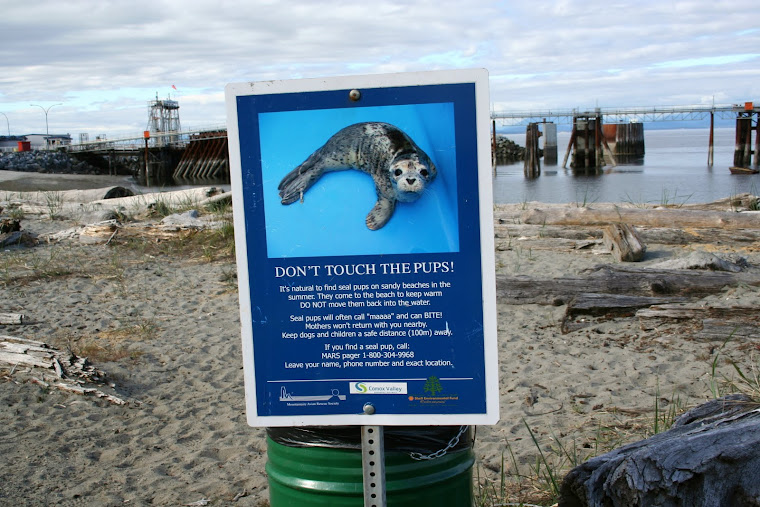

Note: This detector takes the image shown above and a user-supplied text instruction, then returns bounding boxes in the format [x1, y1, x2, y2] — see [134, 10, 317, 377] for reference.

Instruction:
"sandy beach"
[2, 187, 759, 505]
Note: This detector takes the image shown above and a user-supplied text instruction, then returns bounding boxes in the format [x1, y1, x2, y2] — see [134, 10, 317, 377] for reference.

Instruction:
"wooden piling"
[755, 113, 760, 168]
[562, 126, 576, 169]
[734, 114, 753, 168]
[173, 131, 229, 182]
[491, 120, 497, 169]
[708, 112, 714, 168]
[524, 123, 541, 178]
[569, 115, 605, 170]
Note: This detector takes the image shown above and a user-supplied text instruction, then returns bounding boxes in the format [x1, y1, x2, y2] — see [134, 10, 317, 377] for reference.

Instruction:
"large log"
[496, 266, 760, 305]
[494, 205, 760, 230]
[637, 304, 760, 340]
[561, 294, 690, 333]
[559, 394, 760, 507]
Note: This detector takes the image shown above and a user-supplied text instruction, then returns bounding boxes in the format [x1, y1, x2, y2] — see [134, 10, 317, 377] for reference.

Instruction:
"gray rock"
[559, 394, 760, 507]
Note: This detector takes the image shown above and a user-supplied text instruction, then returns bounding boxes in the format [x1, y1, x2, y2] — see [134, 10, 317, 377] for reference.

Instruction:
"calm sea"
[493, 127, 757, 205]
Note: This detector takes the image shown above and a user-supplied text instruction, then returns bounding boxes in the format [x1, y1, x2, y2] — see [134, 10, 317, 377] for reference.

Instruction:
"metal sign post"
[361, 425, 386, 507]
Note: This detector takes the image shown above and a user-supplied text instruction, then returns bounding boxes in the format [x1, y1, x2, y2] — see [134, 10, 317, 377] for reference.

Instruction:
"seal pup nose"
[406, 178, 416, 185]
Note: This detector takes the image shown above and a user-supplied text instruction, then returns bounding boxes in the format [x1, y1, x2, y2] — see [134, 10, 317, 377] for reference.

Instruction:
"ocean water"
[493, 128, 758, 205]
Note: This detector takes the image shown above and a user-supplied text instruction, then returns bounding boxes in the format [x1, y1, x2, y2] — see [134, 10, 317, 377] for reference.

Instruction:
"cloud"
[1, 0, 758, 137]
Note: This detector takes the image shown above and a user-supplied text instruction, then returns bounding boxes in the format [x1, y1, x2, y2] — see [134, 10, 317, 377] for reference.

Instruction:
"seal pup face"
[388, 154, 437, 203]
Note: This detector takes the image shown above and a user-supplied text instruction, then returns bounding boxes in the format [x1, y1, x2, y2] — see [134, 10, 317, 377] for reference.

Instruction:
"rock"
[493, 135, 527, 164]
[160, 210, 204, 228]
[0, 151, 100, 174]
[103, 186, 134, 199]
[558, 394, 760, 507]
[650, 250, 748, 272]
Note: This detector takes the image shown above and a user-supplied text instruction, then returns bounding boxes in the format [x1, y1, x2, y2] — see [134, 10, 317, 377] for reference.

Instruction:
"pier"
[493, 103, 759, 172]
[52, 102, 759, 184]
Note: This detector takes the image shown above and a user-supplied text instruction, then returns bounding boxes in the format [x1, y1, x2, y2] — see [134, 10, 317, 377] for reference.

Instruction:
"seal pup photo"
[278, 122, 437, 230]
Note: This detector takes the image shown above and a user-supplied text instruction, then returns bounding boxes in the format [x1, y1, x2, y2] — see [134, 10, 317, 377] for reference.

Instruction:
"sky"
[1, 0, 758, 140]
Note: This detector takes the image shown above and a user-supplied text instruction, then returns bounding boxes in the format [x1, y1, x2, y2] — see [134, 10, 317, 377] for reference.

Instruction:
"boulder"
[559, 394, 760, 506]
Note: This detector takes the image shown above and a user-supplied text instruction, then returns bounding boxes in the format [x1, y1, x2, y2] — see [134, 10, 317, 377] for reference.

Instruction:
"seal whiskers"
[277, 122, 436, 230]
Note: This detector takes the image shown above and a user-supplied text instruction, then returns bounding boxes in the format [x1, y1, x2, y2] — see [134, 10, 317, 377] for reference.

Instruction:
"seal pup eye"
[420, 169, 429, 177]
[394, 168, 403, 176]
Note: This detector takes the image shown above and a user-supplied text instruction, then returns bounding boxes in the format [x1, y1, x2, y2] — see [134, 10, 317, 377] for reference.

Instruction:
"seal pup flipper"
[366, 196, 396, 231]
[278, 154, 326, 205]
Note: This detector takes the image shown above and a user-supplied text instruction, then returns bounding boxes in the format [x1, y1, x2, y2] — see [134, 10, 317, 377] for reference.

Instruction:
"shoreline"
[1, 188, 759, 505]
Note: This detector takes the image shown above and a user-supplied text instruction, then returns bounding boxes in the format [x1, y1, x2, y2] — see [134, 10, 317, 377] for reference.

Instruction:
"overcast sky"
[1, 0, 758, 139]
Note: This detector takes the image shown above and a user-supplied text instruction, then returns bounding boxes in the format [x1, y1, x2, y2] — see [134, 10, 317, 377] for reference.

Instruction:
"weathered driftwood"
[497, 237, 600, 252]
[0, 313, 24, 325]
[0, 335, 126, 405]
[603, 224, 646, 262]
[496, 266, 760, 306]
[561, 294, 690, 333]
[637, 304, 760, 340]
[638, 226, 760, 245]
[559, 394, 760, 507]
[649, 250, 747, 272]
[494, 223, 603, 241]
[495, 222, 760, 248]
[505, 206, 760, 230]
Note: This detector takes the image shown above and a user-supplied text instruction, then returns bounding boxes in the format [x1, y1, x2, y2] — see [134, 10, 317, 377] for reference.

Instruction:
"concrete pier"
[541, 121, 558, 165]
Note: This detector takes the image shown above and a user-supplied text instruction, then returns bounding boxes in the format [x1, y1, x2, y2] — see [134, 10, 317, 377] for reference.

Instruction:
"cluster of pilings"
[136, 146, 183, 186]
[732, 108, 759, 169]
[173, 131, 229, 182]
[563, 115, 609, 170]
[603, 123, 645, 163]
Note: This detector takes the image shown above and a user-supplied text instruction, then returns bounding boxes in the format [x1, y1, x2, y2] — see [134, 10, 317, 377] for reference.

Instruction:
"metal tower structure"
[147, 94, 181, 146]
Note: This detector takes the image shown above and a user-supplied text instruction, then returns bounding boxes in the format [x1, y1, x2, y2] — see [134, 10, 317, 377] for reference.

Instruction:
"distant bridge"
[491, 103, 759, 126]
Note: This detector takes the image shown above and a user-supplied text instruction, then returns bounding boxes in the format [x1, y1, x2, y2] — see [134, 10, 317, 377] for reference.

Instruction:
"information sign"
[226, 69, 498, 426]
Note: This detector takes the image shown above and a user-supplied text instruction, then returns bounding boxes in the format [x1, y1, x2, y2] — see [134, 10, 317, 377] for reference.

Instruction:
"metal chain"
[408, 425, 469, 461]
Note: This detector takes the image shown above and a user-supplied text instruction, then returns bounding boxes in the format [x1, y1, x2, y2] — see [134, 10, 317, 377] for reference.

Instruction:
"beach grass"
[475, 344, 759, 506]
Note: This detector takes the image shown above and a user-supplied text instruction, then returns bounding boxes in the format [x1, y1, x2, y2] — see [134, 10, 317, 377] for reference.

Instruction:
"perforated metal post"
[361, 425, 386, 507]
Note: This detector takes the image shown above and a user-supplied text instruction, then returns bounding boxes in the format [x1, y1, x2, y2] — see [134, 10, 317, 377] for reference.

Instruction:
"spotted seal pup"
[278, 122, 437, 230]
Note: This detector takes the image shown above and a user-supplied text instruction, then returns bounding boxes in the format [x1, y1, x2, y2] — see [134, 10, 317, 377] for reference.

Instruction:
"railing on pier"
[66, 125, 227, 153]
[491, 104, 760, 126]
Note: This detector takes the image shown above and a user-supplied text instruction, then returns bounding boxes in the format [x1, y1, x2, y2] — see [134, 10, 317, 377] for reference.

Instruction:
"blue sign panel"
[226, 70, 498, 426]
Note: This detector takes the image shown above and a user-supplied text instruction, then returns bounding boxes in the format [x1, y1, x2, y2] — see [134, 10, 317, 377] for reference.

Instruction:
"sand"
[1, 188, 759, 506]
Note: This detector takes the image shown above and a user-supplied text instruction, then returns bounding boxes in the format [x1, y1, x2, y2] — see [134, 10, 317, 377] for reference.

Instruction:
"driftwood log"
[496, 266, 760, 306]
[0, 313, 24, 325]
[603, 224, 646, 262]
[511, 206, 760, 230]
[637, 304, 760, 340]
[559, 394, 760, 507]
[0, 335, 126, 405]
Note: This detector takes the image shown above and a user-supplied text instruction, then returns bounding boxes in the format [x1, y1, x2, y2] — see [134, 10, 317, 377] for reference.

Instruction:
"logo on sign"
[350, 382, 407, 394]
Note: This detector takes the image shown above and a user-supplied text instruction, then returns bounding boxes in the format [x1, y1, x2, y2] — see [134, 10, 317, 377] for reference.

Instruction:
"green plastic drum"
[266, 436, 474, 506]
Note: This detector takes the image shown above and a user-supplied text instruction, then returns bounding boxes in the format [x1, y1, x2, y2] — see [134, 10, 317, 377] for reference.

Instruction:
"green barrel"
[266, 436, 474, 506]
